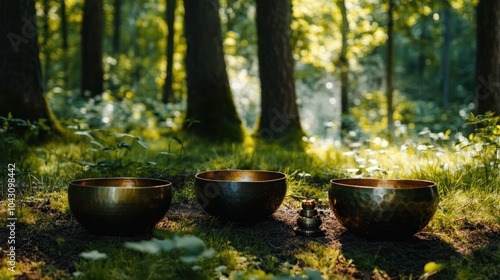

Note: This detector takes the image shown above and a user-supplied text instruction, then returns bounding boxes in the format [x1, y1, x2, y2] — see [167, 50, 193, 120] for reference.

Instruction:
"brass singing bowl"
[68, 178, 172, 236]
[195, 170, 287, 224]
[329, 178, 439, 240]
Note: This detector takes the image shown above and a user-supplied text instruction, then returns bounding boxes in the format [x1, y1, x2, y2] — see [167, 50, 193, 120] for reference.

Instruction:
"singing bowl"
[194, 170, 287, 223]
[329, 178, 439, 240]
[68, 178, 172, 236]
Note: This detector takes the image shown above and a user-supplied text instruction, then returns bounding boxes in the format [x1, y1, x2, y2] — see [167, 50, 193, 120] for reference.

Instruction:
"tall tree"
[162, 0, 176, 103]
[476, 0, 500, 116]
[60, 0, 68, 51]
[42, 0, 50, 89]
[112, 0, 122, 54]
[338, 0, 350, 124]
[183, 0, 243, 141]
[442, 1, 451, 108]
[81, 0, 104, 97]
[417, 12, 428, 84]
[255, 0, 303, 141]
[60, 0, 69, 87]
[386, 0, 395, 138]
[0, 0, 60, 132]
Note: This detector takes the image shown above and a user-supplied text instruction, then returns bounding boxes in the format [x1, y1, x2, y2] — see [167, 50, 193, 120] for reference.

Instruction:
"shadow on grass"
[5, 212, 152, 279]
[338, 230, 460, 278]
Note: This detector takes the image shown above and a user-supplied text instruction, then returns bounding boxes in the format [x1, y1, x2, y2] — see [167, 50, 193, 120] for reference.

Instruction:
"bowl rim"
[330, 178, 436, 189]
[195, 169, 287, 182]
[69, 177, 172, 189]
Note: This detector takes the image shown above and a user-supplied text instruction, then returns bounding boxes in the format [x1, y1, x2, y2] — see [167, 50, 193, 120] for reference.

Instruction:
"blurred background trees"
[0, 0, 60, 134]
[475, 0, 500, 117]
[81, 0, 104, 98]
[1, 0, 495, 143]
[183, 0, 243, 142]
[255, 0, 303, 141]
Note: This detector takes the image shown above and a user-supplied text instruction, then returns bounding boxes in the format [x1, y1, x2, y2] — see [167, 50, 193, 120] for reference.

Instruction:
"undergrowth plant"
[71, 129, 150, 169]
[458, 112, 500, 183]
[69, 128, 184, 178]
[74, 230, 325, 280]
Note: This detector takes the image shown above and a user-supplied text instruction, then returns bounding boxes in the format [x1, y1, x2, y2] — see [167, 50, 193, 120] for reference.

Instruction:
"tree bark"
[476, 0, 500, 116]
[442, 4, 451, 108]
[183, 0, 243, 141]
[81, 0, 104, 97]
[418, 14, 427, 82]
[162, 0, 176, 104]
[42, 0, 50, 89]
[0, 0, 60, 133]
[60, 0, 68, 87]
[386, 0, 395, 138]
[112, 0, 122, 54]
[339, 0, 349, 117]
[255, 0, 303, 142]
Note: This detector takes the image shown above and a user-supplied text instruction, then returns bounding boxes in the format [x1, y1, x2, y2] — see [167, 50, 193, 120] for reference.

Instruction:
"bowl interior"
[70, 177, 171, 188]
[331, 178, 436, 189]
[196, 170, 286, 182]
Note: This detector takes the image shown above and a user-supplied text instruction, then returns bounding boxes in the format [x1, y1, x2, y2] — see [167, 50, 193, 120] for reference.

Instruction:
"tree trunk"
[81, 0, 103, 97]
[476, 0, 500, 116]
[255, 0, 303, 142]
[60, 0, 68, 87]
[0, 0, 60, 133]
[162, 0, 176, 104]
[338, 0, 350, 137]
[386, 0, 395, 138]
[442, 4, 451, 108]
[183, 0, 243, 142]
[130, 2, 141, 91]
[112, 0, 122, 54]
[339, 0, 349, 116]
[418, 14, 427, 82]
[42, 0, 50, 89]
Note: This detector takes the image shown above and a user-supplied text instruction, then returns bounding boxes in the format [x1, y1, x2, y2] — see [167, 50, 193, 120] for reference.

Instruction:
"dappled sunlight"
[1, 0, 498, 278]
[1, 120, 499, 279]
[302, 126, 498, 186]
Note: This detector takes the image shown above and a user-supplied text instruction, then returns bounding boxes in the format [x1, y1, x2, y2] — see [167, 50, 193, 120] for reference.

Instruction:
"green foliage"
[451, 244, 500, 280]
[70, 129, 150, 172]
[458, 112, 500, 183]
[67, 128, 185, 179]
[73, 231, 328, 280]
[49, 91, 184, 135]
[350, 90, 418, 139]
[0, 114, 52, 140]
[295, 242, 353, 279]
[2, 2, 496, 278]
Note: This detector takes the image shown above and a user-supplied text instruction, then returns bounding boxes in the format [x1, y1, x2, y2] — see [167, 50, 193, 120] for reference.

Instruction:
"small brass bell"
[294, 199, 325, 237]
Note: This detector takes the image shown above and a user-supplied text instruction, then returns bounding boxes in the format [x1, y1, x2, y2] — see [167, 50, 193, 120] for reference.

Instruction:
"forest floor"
[2, 189, 499, 280]
[1, 131, 500, 279]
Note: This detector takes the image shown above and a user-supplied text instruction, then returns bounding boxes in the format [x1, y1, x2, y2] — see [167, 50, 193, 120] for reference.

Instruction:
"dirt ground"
[1, 198, 499, 279]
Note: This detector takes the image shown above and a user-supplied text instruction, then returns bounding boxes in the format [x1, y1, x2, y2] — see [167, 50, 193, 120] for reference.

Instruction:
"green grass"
[1, 126, 499, 279]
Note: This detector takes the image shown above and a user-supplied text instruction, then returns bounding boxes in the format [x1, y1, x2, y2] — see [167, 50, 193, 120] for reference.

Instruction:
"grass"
[0, 124, 499, 279]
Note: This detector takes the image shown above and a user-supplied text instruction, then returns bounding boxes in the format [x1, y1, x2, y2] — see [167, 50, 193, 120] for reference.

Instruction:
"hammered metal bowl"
[68, 178, 172, 236]
[329, 178, 439, 240]
[195, 170, 287, 224]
